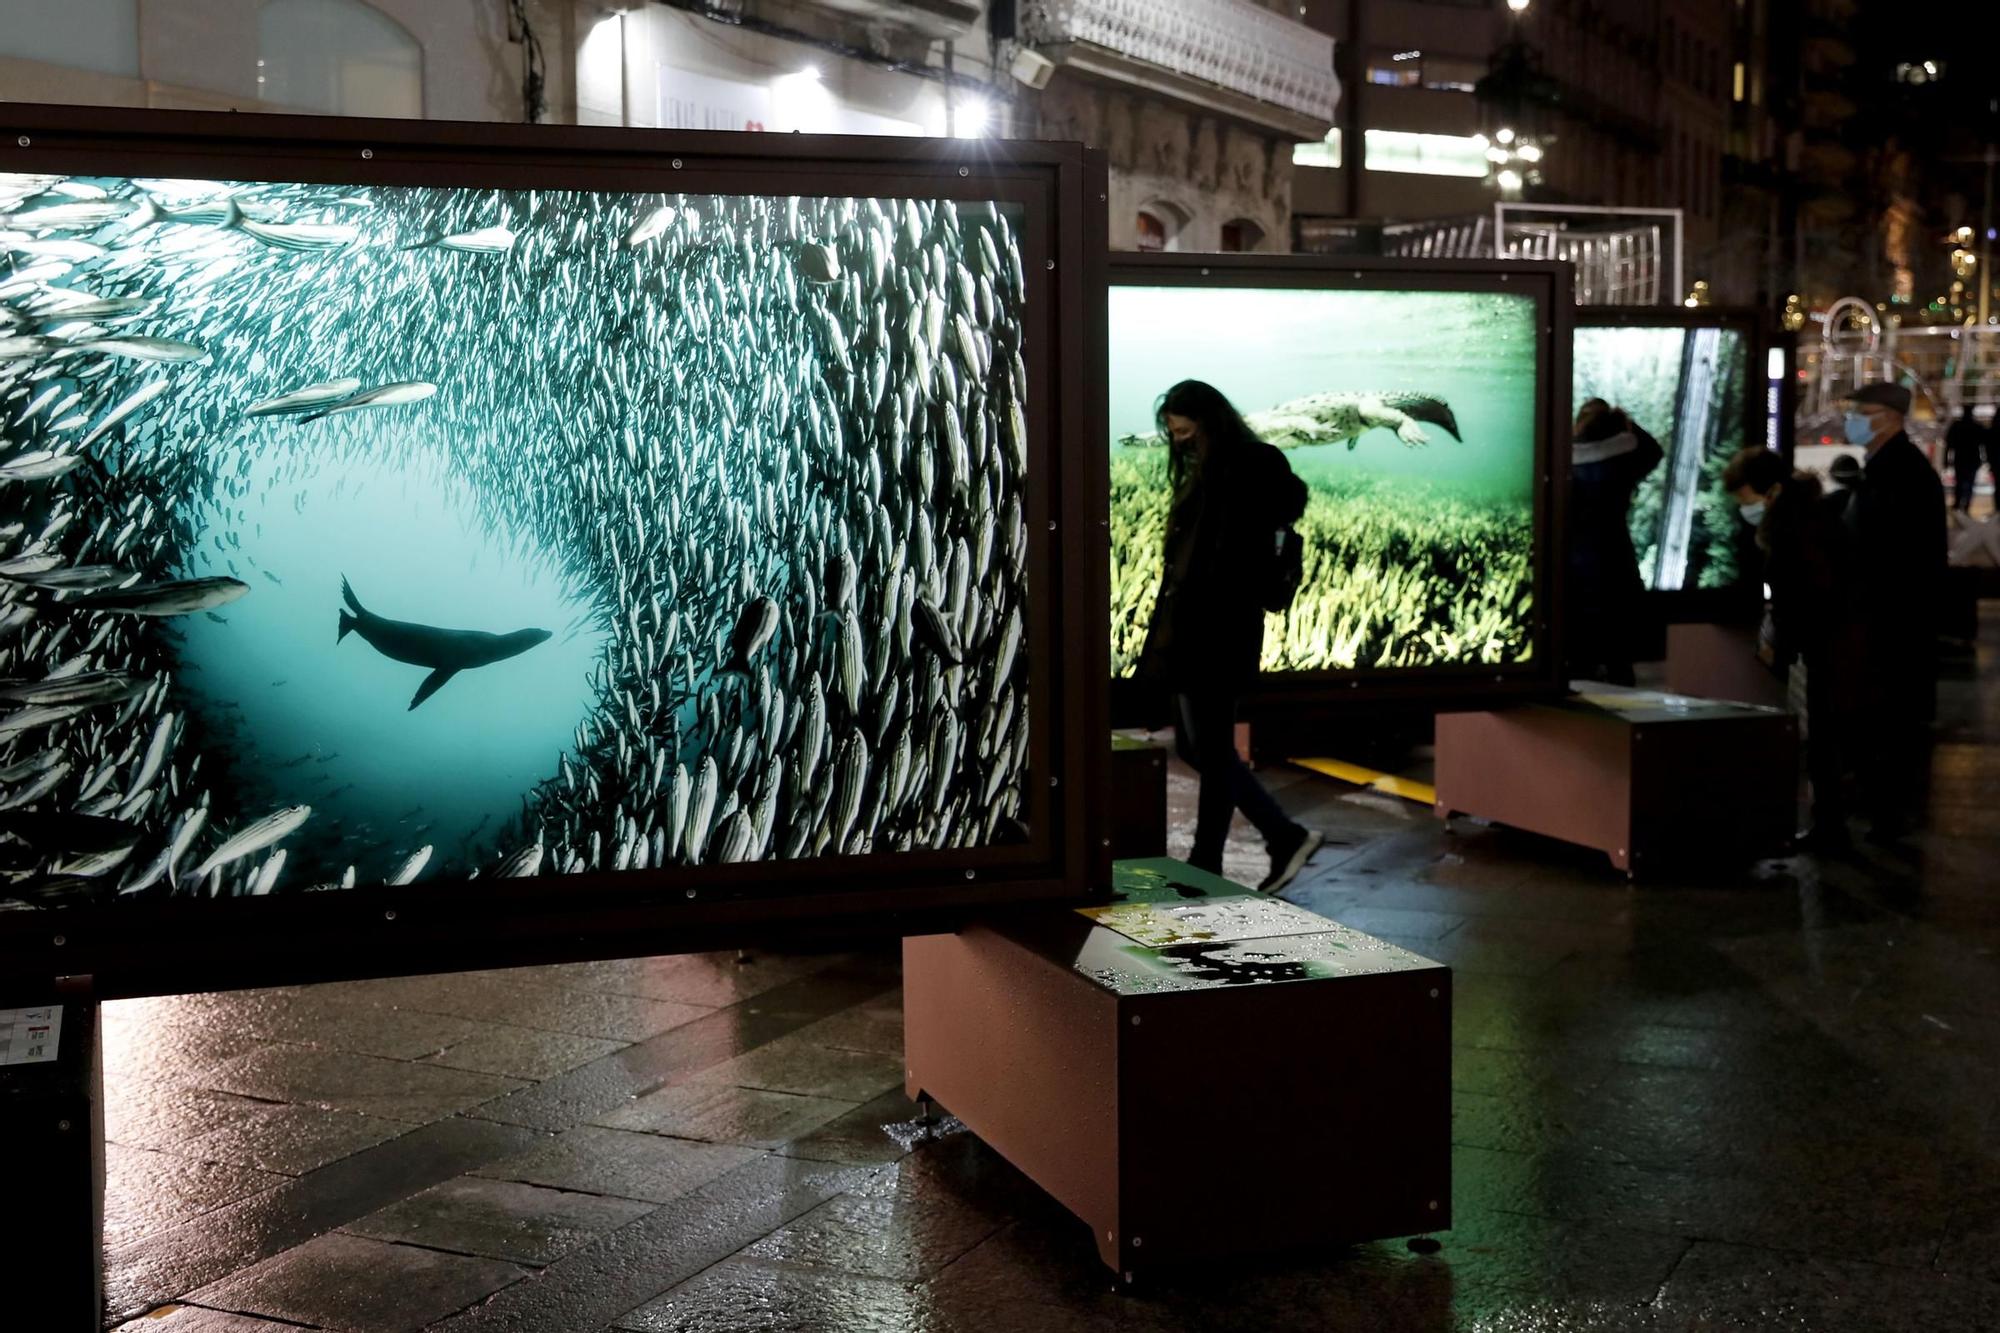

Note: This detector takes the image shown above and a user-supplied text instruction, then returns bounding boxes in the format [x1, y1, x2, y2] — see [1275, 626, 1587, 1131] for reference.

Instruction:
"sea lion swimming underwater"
[336, 577, 551, 710]
[1119, 391, 1462, 451]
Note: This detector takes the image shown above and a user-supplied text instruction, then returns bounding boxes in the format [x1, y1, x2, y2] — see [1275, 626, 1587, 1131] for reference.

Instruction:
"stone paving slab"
[188, 1231, 526, 1333]
[698, 1034, 904, 1102]
[611, 1258, 930, 1333]
[418, 1021, 631, 1081]
[742, 1186, 1006, 1282]
[200, 1044, 527, 1122]
[103, 1146, 289, 1247]
[593, 1076, 859, 1149]
[106, 1117, 544, 1324]
[347, 972, 716, 1043]
[428, 1155, 883, 1333]
[472, 1124, 762, 1204]
[112, 1306, 302, 1332]
[342, 1175, 656, 1266]
[464, 955, 901, 1133]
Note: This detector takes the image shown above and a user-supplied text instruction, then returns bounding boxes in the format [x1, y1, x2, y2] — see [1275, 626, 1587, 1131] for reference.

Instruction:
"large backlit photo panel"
[0, 170, 1034, 907]
[1109, 283, 1543, 678]
[1572, 322, 1752, 592]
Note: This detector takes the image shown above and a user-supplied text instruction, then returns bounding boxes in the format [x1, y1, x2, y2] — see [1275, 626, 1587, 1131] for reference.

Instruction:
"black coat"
[1946, 414, 1988, 467]
[1844, 432, 1946, 716]
[1567, 427, 1664, 609]
[1138, 437, 1307, 692]
[1755, 474, 1839, 665]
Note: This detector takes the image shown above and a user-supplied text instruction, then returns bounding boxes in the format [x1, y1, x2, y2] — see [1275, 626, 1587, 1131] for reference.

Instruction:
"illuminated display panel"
[0, 106, 1106, 995]
[1573, 312, 1768, 593]
[1107, 256, 1568, 707]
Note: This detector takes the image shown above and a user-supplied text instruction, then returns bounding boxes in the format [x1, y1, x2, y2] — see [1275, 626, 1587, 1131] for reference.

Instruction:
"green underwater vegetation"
[1109, 447, 1534, 675]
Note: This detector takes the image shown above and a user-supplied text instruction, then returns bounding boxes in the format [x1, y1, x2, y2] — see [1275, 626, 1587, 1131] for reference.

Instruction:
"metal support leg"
[0, 976, 102, 1332]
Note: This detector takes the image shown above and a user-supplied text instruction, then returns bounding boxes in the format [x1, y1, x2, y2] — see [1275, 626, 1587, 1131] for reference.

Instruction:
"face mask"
[1739, 500, 1766, 524]
[1844, 412, 1876, 445]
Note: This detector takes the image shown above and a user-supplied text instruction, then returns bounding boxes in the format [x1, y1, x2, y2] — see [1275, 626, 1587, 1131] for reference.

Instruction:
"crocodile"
[1118, 391, 1462, 451]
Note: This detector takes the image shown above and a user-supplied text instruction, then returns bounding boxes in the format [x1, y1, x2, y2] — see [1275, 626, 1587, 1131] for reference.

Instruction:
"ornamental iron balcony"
[1022, 0, 1338, 130]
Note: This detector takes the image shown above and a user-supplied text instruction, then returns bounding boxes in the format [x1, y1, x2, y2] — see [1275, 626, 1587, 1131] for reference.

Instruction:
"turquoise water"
[1108, 285, 1540, 498]
[0, 174, 1032, 903]
[176, 443, 605, 879]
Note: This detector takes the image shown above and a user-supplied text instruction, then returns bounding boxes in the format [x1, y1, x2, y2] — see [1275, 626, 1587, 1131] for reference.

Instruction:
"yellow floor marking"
[1291, 756, 1437, 807]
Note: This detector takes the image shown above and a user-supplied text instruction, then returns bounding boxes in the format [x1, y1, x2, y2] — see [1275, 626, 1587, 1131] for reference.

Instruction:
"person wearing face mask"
[1566, 399, 1664, 685]
[1723, 446, 1853, 845]
[1136, 379, 1323, 893]
[1837, 382, 1947, 841]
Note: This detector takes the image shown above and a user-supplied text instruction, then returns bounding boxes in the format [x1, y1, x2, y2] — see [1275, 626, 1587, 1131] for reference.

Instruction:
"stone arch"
[1220, 218, 1268, 253]
[1135, 197, 1193, 253]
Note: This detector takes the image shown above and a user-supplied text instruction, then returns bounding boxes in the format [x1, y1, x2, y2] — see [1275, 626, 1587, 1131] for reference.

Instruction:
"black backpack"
[1264, 526, 1304, 614]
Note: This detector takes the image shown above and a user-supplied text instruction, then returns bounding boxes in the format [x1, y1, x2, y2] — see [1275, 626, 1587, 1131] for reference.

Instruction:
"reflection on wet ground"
[107, 616, 2000, 1331]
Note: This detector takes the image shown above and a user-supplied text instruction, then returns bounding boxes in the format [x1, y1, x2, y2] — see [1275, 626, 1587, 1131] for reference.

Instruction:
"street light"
[1507, 0, 1531, 12]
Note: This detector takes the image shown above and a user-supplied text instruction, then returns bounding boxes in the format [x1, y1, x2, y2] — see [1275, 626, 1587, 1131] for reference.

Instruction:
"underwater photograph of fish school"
[0, 172, 1036, 908]
[1573, 321, 1753, 593]
[1108, 281, 1543, 678]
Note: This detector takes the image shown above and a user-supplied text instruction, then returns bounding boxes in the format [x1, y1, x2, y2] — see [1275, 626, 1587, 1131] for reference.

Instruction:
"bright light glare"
[1496, 168, 1524, 191]
[954, 96, 990, 139]
[1518, 142, 1544, 162]
[1507, 0, 1530, 11]
[1496, 127, 1516, 145]
[770, 69, 835, 133]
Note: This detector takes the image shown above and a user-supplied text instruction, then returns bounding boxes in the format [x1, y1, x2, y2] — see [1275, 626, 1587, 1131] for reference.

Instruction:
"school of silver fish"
[0, 169, 1034, 905]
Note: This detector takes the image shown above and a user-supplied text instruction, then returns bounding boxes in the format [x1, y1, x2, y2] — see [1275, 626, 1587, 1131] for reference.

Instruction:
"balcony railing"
[1022, 0, 1338, 126]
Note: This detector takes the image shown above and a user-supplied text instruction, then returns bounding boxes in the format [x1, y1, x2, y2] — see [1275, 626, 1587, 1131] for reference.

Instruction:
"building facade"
[1009, 0, 1338, 253]
[1, 0, 1339, 255]
[0, 0, 570, 124]
[1291, 0, 1739, 302]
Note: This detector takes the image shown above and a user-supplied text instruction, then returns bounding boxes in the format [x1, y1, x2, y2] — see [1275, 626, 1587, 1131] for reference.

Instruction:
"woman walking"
[1137, 380, 1323, 892]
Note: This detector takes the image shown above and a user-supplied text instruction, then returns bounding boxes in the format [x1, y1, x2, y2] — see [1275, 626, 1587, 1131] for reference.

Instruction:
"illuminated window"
[1363, 130, 1489, 178]
[1136, 211, 1167, 252]
[1733, 61, 1745, 101]
[258, 0, 422, 119]
[1292, 129, 1344, 169]
[0, 0, 138, 76]
[1365, 49, 1481, 93]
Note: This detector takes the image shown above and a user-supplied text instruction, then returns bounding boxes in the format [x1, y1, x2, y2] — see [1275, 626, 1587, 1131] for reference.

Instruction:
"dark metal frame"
[1574, 304, 1787, 624]
[1104, 252, 1574, 716]
[0, 103, 1111, 999]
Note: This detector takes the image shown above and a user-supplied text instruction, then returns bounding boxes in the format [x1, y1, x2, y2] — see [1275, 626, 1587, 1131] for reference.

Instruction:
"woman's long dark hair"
[1157, 380, 1260, 488]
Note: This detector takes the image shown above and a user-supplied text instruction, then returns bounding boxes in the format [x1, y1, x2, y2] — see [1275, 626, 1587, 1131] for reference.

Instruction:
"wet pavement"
[105, 615, 2000, 1331]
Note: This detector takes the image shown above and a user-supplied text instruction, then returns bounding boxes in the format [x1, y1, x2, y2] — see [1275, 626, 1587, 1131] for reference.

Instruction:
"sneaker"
[1791, 821, 1852, 855]
[1258, 827, 1324, 895]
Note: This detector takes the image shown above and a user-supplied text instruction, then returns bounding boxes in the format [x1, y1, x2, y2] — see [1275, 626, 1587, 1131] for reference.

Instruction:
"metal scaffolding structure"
[1375, 204, 1684, 306]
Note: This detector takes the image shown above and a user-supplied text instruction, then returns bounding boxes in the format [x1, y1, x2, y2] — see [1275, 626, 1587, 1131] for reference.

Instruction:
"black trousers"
[1953, 451, 1981, 511]
[1172, 688, 1295, 871]
[1803, 653, 1849, 826]
[1806, 650, 1933, 828]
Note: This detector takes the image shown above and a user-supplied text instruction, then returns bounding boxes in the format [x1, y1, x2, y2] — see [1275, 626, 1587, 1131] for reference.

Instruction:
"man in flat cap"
[1826, 381, 1946, 842]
